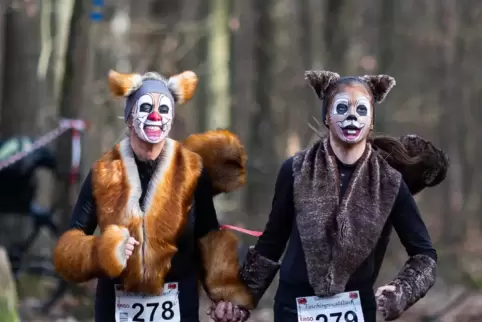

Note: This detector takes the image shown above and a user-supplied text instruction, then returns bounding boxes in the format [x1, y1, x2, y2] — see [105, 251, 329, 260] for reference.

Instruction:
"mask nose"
[147, 112, 162, 122]
[346, 114, 357, 121]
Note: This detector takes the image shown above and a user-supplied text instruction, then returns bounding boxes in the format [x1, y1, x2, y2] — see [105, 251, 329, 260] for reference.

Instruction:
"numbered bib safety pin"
[115, 283, 181, 322]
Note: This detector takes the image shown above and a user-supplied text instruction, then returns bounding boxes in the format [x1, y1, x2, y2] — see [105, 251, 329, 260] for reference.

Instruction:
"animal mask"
[305, 70, 396, 145]
[108, 70, 198, 144]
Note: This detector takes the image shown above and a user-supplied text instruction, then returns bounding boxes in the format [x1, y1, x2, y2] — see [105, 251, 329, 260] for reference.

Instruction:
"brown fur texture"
[305, 70, 341, 100]
[360, 75, 396, 103]
[182, 129, 247, 195]
[379, 254, 437, 321]
[371, 134, 448, 195]
[239, 246, 280, 308]
[91, 138, 202, 294]
[292, 138, 401, 296]
[167, 71, 199, 104]
[108, 70, 142, 97]
[55, 132, 248, 299]
[96, 225, 130, 277]
[53, 229, 100, 283]
[54, 224, 128, 283]
[199, 230, 254, 309]
[399, 134, 449, 193]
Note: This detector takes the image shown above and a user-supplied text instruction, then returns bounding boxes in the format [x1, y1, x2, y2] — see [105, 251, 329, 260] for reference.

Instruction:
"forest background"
[0, 0, 481, 321]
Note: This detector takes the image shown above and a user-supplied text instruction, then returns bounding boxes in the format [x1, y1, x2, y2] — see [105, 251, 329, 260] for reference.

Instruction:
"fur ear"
[168, 71, 199, 105]
[304, 70, 340, 100]
[361, 75, 396, 103]
[108, 70, 142, 97]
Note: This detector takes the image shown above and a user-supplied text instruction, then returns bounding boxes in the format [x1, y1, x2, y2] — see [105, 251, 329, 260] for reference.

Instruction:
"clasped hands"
[123, 238, 251, 321]
[207, 301, 250, 322]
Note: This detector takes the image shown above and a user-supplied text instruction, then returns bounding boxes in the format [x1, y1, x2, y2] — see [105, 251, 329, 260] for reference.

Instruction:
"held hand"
[124, 237, 139, 259]
[375, 284, 405, 321]
[207, 301, 250, 322]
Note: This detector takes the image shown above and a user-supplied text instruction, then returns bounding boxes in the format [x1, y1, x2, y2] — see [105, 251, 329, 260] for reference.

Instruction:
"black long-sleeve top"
[255, 157, 437, 320]
[70, 156, 219, 322]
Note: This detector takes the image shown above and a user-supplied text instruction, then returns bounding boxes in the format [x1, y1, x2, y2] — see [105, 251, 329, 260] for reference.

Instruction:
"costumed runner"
[228, 70, 449, 322]
[53, 69, 254, 322]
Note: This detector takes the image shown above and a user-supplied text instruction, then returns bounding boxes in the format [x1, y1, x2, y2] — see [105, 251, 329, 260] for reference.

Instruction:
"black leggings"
[273, 301, 376, 322]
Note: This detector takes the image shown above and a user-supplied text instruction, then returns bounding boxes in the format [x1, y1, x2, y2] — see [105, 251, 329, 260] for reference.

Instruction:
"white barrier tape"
[71, 130, 82, 169]
[0, 119, 88, 171]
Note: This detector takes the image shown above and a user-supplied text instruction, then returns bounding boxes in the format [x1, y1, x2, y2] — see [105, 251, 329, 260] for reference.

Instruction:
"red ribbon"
[220, 224, 263, 237]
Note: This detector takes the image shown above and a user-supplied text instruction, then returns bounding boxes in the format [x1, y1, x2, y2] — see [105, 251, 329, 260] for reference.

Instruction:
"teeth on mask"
[347, 130, 357, 134]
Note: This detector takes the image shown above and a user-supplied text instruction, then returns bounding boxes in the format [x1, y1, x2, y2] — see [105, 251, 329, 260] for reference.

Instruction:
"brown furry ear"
[361, 74, 396, 103]
[168, 71, 199, 105]
[304, 70, 340, 100]
[108, 70, 143, 97]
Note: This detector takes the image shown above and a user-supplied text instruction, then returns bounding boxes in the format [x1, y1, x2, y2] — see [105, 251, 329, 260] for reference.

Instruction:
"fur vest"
[53, 130, 253, 308]
[292, 138, 402, 297]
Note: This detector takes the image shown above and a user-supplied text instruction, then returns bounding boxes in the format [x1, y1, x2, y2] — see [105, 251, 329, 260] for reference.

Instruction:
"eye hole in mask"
[335, 103, 348, 114]
[140, 103, 152, 113]
[357, 105, 368, 116]
[159, 104, 170, 114]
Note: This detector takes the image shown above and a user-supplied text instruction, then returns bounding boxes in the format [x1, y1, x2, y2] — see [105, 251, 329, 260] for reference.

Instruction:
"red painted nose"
[147, 112, 162, 122]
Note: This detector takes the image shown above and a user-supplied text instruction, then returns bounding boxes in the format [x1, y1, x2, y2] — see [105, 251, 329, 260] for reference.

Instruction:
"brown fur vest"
[92, 137, 200, 294]
[53, 130, 253, 307]
[292, 138, 401, 297]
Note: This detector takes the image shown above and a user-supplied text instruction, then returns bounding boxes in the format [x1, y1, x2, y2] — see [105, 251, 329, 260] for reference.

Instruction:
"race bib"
[115, 282, 180, 322]
[296, 291, 364, 322]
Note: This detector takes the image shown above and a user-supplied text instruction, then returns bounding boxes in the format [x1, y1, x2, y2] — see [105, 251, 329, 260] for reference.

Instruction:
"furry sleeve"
[239, 247, 280, 308]
[53, 225, 130, 283]
[379, 254, 437, 321]
[182, 129, 247, 195]
[198, 230, 254, 309]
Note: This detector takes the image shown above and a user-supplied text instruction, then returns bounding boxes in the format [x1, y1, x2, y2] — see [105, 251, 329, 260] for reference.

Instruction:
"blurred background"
[0, 0, 480, 321]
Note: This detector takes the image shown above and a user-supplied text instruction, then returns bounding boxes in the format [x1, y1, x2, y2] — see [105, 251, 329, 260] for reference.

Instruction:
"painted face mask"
[131, 92, 174, 143]
[328, 85, 373, 144]
[304, 70, 396, 142]
[107, 69, 199, 144]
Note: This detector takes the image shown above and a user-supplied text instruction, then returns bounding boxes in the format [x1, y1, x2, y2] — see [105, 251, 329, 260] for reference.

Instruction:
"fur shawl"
[292, 138, 401, 296]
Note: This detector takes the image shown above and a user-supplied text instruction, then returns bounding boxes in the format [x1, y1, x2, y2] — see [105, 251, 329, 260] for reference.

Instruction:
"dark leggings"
[273, 301, 376, 322]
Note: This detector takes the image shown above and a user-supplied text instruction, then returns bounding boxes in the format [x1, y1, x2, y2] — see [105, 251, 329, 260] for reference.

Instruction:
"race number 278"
[130, 300, 175, 322]
[315, 310, 358, 322]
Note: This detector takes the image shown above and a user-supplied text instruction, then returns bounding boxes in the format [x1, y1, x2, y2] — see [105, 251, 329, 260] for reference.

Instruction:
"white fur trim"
[118, 138, 175, 220]
[167, 77, 182, 103]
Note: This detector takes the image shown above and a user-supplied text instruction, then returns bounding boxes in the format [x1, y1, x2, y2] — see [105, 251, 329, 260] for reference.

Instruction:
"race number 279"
[315, 310, 358, 322]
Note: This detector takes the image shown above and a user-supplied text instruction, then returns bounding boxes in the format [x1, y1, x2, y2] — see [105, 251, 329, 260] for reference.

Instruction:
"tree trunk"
[1, 4, 42, 136]
[229, 0, 255, 215]
[245, 0, 277, 220]
[56, 0, 92, 229]
[206, 0, 230, 130]
[375, 0, 395, 131]
[0, 2, 6, 122]
[173, 0, 206, 138]
[0, 247, 19, 322]
[323, 0, 347, 74]
[439, 0, 464, 246]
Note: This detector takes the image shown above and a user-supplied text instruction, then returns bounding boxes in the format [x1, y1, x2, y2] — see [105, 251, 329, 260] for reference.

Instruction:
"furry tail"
[53, 225, 130, 283]
[182, 130, 247, 195]
[198, 230, 254, 309]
